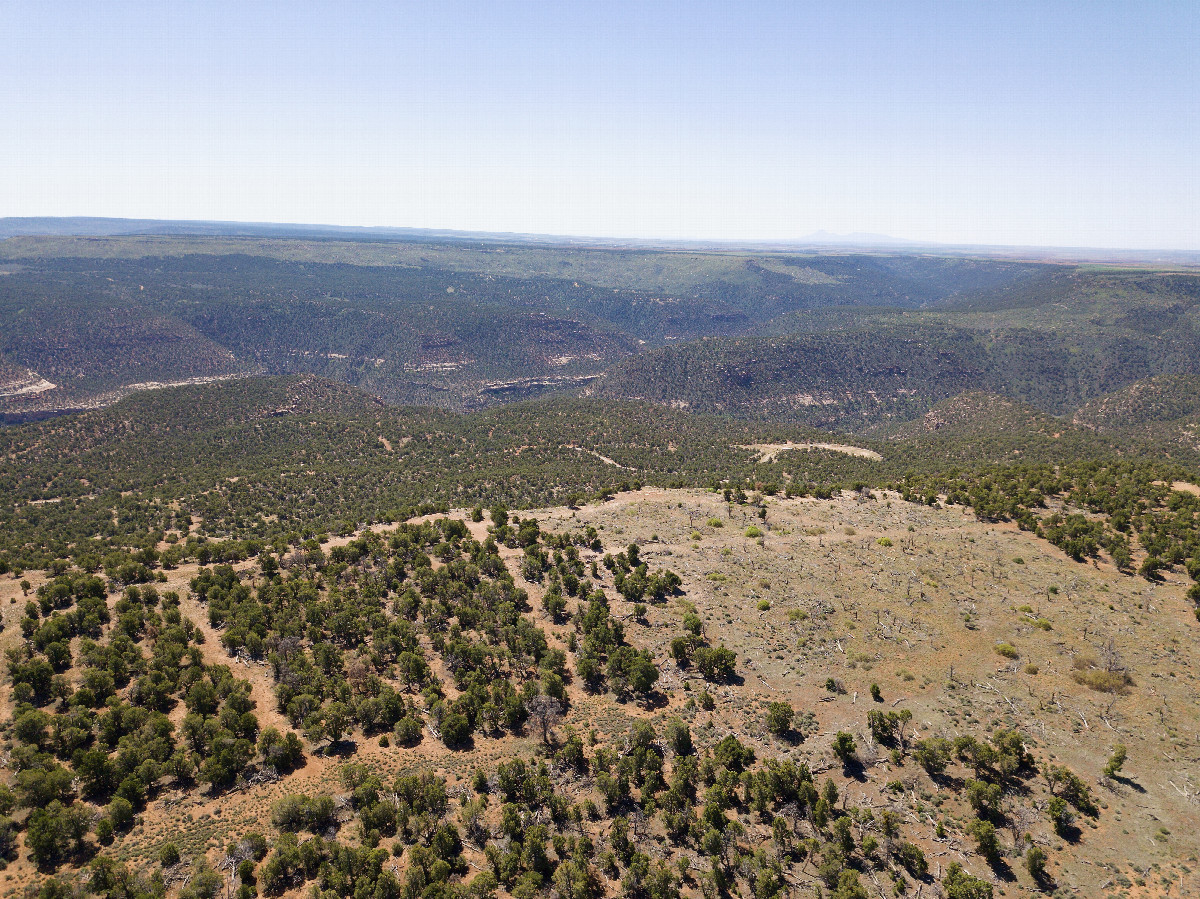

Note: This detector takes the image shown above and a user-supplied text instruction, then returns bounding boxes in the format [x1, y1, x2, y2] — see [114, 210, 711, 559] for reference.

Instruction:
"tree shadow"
[73, 842, 99, 868]
[841, 758, 868, 782]
[1056, 823, 1083, 844]
[37, 842, 98, 874]
[1001, 778, 1034, 798]
[989, 858, 1016, 882]
[1113, 774, 1146, 794]
[1031, 870, 1056, 892]
[637, 690, 671, 712]
[325, 738, 360, 757]
[930, 771, 964, 791]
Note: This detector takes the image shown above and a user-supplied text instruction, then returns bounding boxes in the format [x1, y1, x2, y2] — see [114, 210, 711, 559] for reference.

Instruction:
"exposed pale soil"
[741, 442, 884, 462]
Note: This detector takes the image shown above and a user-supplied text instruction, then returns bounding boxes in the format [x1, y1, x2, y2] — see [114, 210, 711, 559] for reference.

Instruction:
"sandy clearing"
[562, 445, 634, 470]
[7, 373, 253, 416]
[741, 441, 883, 462]
[119, 373, 246, 392]
[0, 376, 56, 397]
[1152, 479, 1200, 497]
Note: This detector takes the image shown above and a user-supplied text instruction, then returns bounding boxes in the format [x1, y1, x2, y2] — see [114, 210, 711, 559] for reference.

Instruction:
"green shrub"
[765, 702, 794, 736]
[1048, 795, 1074, 835]
[108, 796, 134, 830]
[832, 732, 857, 765]
[943, 862, 993, 899]
[1103, 744, 1127, 778]
[394, 717, 423, 745]
[441, 713, 472, 747]
[1072, 667, 1132, 693]
[1025, 846, 1047, 880]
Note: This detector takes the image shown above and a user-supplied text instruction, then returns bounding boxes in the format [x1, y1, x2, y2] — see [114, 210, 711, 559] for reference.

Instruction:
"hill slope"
[870, 391, 1123, 467]
[1, 488, 1198, 899]
[1071, 374, 1200, 455]
[0, 241, 1059, 416]
[596, 275, 1200, 431]
[3, 375, 1195, 573]
[4, 238, 1200, 429]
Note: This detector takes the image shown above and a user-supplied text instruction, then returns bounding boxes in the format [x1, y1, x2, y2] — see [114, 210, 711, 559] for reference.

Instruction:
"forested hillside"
[0, 240, 1061, 417]
[3, 233, 1200, 899]
[3, 375, 1197, 578]
[1071, 374, 1200, 456]
[2, 407, 1199, 899]
[4, 237, 1198, 435]
[596, 273, 1200, 430]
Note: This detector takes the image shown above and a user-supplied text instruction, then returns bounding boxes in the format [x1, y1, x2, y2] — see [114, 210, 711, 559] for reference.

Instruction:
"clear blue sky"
[3, 1, 1198, 248]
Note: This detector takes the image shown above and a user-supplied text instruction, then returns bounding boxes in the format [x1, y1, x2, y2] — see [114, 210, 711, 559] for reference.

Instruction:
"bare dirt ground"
[0, 376, 56, 398]
[0, 372, 254, 417]
[741, 442, 884, 462]
[2, 488, 1198, 897]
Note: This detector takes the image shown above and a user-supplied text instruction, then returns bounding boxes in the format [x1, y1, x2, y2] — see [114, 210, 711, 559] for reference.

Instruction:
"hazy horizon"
[7, 215, 1200, 260]
[4, 1, 1198, 250]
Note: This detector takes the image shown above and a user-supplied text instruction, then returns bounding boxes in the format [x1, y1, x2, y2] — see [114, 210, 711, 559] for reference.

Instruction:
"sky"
[3, 1, 1198, 249]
